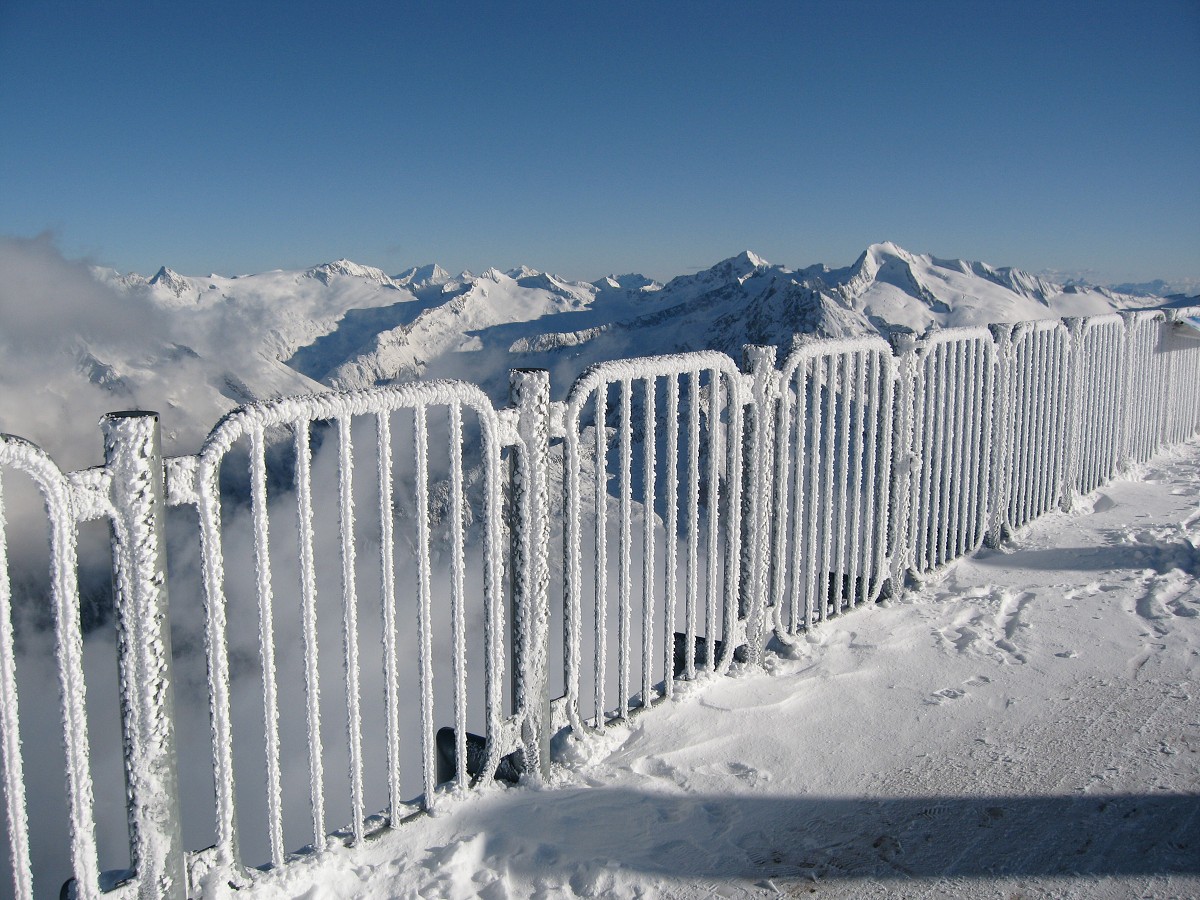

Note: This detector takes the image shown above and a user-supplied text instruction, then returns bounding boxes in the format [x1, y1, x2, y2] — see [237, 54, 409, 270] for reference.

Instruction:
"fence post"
[985, 324, 1016, 548]
[886, 332, 917, 596]
[1060, 318, 1085, 512]
[102, 411, 185, 900]
[742, 345, 777, 665]
[508, 370, 551, 781]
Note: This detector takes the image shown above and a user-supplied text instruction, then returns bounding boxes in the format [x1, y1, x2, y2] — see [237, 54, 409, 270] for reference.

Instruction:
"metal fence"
[1, 308, 1198, 898]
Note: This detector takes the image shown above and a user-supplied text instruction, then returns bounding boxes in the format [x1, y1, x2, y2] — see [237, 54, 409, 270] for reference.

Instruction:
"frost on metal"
[510, 370, 551, 779]
[186, 379, 509, 881]
[560, 351, 745, 737]
[904, 328, 996, 578]
[0, 436, 99, 900]
[773, 336, 896, 634]
[103, 412, 186, 900]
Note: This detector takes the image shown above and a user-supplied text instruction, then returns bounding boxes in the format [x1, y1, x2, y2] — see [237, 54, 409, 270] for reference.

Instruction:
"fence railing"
[1, 307, 1198, 898]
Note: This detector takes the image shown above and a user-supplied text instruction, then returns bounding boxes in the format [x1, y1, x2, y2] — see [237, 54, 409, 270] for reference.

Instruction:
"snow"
[218, 440, 1200, 899]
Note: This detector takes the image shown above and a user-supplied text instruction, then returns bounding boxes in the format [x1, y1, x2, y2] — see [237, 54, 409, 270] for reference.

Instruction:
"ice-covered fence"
[1068, 314, 1127, 497]
[164, 377, 552, 888]
[769, 337, 897, 636]
[1162, 307, 1200, 446]
[0, 414, 185, 900]
[0, 437, 97, 900]
[994, 320, 1072, 534]
[898, 328, 998, 578]
[555, 352, 746, 736]
[1122, 311, 1171, 466]
[2, 307, 1200, 899]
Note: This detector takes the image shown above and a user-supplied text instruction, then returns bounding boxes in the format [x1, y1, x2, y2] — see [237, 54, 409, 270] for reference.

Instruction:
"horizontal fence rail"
[0, 308, 1198, 897]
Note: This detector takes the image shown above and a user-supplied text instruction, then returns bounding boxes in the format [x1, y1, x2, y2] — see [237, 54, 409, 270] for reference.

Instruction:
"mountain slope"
[0, 238, 1166, 460]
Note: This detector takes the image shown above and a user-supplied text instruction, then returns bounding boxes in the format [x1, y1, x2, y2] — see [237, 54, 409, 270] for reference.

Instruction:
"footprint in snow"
[927, 687, 967, 704]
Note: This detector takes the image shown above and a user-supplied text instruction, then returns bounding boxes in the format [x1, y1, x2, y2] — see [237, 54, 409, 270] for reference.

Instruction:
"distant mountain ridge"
[13, 242, 1180, 460]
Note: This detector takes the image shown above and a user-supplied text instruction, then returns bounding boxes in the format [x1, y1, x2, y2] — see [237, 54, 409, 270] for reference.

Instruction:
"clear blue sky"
[1, 0, 1197, 284]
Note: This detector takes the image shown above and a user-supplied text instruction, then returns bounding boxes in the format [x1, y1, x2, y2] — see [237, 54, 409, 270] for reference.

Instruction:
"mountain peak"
[715, 249, 769, 270]
[592, 273, 662, 294]
[506, 265, 541, 280]
[394, 263, 453, 288]
[148, 266, 192, 298]
[307, 259, 397, 287]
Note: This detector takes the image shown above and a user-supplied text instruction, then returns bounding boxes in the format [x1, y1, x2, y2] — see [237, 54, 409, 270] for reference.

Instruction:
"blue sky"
[1, 0, 1197, 284]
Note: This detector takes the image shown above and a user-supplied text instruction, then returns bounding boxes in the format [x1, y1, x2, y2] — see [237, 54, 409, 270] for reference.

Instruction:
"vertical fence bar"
[986, 324, 1015, 547]
[888, 333, 917, 593]
[743, 346, 777, 663]
[723, 370, 745, 666]
[832, 354, 852, 613]
[593, 382, 609, 721]
[196, 453, 240, 878]
[618, 379, 633, 716]
[336, 416, 365, 838]
[685, 372, 700, 678]
[412, 407, 436, 805]
[818, 357, 836, 615]
[447, 403, 468, 791]
[704, 370, 721, 666]
[0, 472, 33, 900]
[509, 370, 551, 780]
[663, 376, 679, 694]
[293, 422, 325, 845]
[102, 411, 186, 900]
[846, 350, 868, 608]
[640, 376, 656, 707]
[914, 344, 937, 572]
[375, 412, 403, 811]
[248, 424, 284, 868]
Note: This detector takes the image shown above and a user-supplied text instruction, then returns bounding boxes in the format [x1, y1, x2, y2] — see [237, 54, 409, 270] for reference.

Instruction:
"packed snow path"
[223, 443, 1199, 899]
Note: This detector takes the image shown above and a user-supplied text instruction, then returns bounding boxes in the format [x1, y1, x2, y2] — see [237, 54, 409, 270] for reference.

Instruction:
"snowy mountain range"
[0, 239, 1183, 464]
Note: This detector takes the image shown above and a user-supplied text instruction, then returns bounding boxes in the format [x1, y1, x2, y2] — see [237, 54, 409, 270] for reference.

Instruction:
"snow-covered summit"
[5, 240, 1174, 461]
[148, 265, 194, 299]
[505, 264, 541, 280]
[394, 263, 453, 289]
[591, 273, 662, 294]
[306, 258, 399, 288]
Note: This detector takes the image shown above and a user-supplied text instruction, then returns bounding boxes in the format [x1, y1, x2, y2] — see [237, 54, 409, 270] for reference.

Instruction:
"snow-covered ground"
[218, 441, 1200, 899]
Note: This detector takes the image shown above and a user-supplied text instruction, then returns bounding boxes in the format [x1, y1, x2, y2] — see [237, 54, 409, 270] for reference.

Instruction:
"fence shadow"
[457, 789, 1199, 884]
[974, 543, 1199, 575]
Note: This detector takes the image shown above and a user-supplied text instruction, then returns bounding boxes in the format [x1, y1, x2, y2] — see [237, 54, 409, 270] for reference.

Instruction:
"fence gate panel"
[559, 352, 745, 736]
[1121, 311, 1169, 466]
[772, 338, 896, 635]
[1164, 308, 1200, 446]
[177, 382, 508, 886]
[1072, 315, 1127, 496]
[907, 328, 998, 576]
[999, 320, 1071, 534]
[0, 437, 100, 900]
